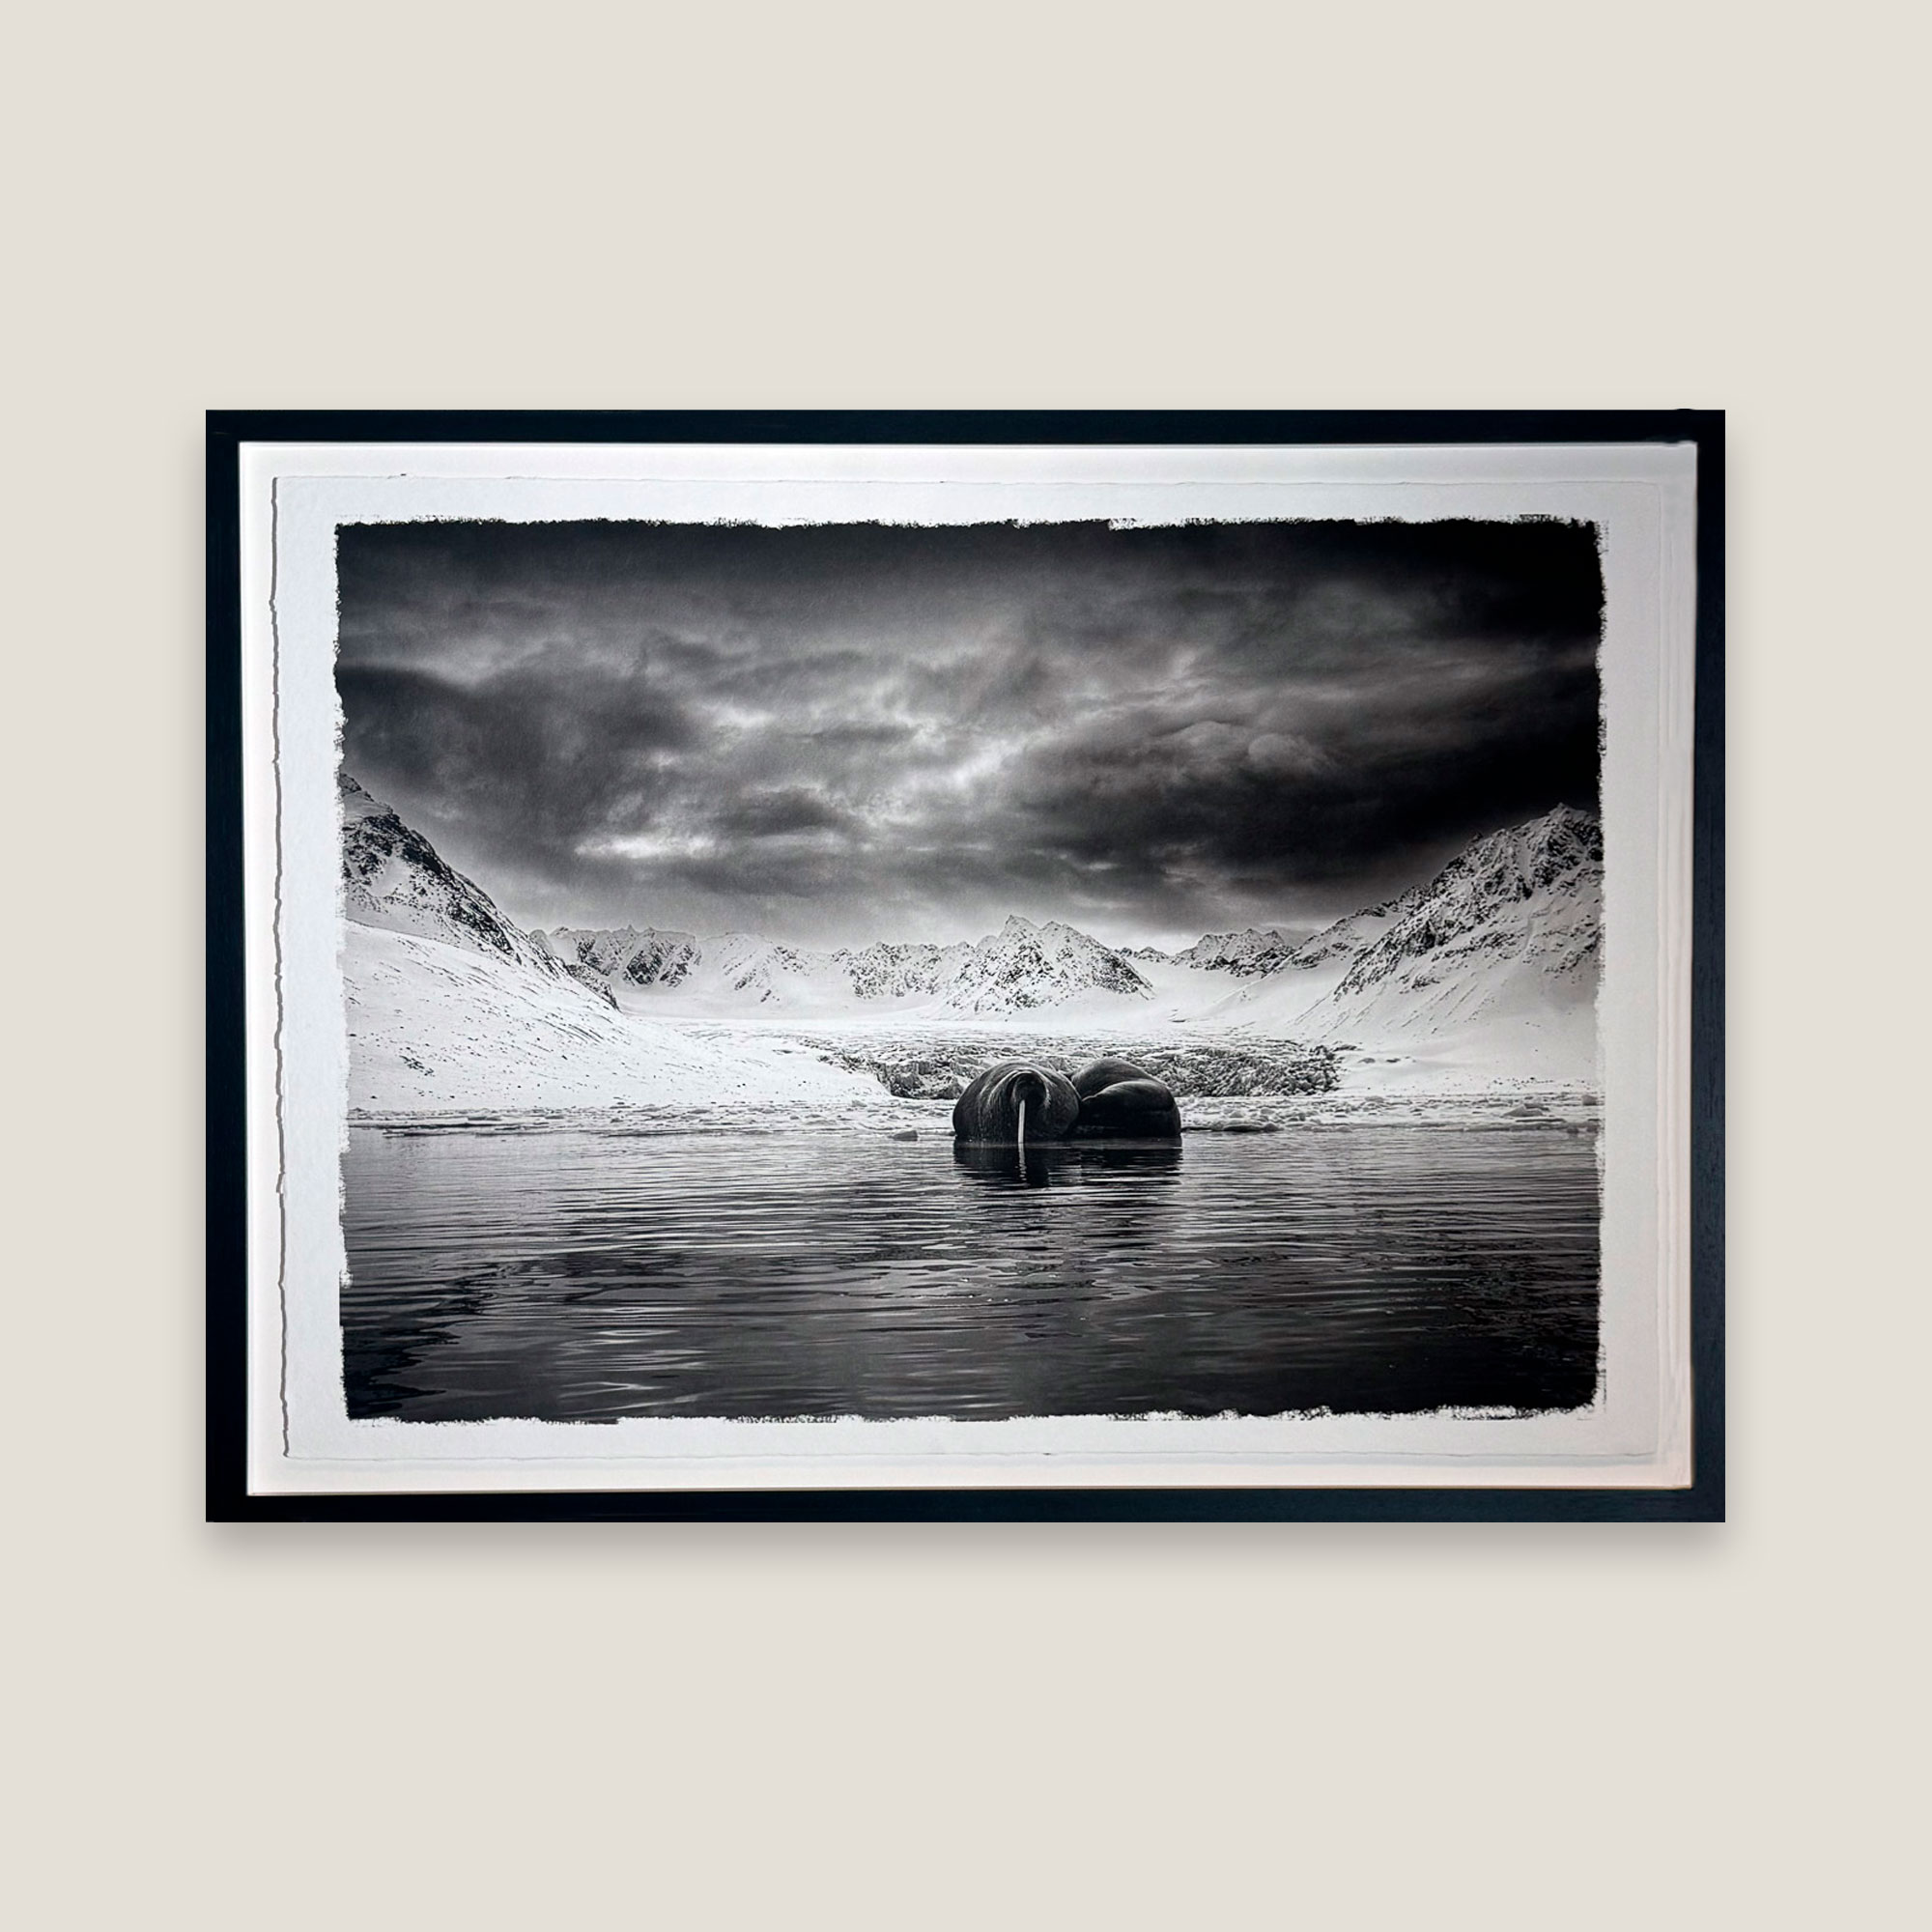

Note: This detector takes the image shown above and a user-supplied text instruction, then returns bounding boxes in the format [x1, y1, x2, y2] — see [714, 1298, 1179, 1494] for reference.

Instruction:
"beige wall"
[6, 4, 1924, 1926]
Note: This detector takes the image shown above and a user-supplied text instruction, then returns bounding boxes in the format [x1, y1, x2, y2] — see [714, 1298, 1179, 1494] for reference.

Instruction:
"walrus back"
[952, 1061, 1081, 1144]
[1066, 1059, 1182, 1141]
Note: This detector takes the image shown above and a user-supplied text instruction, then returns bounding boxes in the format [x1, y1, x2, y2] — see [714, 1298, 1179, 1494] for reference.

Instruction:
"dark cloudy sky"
[335, 517, 1602, 950]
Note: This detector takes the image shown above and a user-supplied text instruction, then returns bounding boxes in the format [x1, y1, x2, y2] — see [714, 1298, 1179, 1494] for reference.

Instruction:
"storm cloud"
[335, 518, 1602, 948]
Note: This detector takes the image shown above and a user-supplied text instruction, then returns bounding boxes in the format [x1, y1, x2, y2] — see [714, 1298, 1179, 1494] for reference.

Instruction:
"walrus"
[1066, 1057, 1182, 1142]
[950, 1060, 1081, 1148]
[951, 1056, 1181, 1146]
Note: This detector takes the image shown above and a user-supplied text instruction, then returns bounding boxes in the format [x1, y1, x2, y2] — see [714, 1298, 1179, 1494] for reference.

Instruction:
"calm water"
[341, 1111, 1601, 1420]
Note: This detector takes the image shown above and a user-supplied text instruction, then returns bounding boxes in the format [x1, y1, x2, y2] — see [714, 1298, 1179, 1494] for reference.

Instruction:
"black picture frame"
[207, 409, 1723, 1522]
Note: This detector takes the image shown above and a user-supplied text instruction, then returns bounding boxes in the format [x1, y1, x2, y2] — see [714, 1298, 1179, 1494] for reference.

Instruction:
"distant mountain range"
[1161, 927, 1304, 977]
[338, 772, 1603, 1092]
[537, 912, 1153, 1015]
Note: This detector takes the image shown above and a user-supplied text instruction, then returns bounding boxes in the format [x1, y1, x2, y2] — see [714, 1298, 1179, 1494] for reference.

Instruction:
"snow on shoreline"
[345, 923, 887, 1114]
[345, 923, 1596, 1118]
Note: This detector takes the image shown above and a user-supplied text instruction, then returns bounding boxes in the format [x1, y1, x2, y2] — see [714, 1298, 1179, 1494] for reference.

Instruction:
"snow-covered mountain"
[340, 771, 1601, 1096]
[340, 774, 580, 985]
[1172, 926, 1303, 976]
[1201, 806, 1603, 1075]
[539, 922, 841, 1009]
[1281, 895, 1424, 972]
[338, 775, 877, 1109]
[535, 924, 703, 990]
[513, 805, 1598, 1050]
[1329, 806, 1601, 1013]
[542, 913, 1153, 1016]
[944, 915, 1151, 1013]
[837, 938, 973, 1001]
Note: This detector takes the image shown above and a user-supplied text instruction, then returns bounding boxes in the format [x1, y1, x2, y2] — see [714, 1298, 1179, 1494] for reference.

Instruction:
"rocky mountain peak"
[1175, 926, 1303, 976]
[338, 770, 589, 994]
[943, 914, 1151, 1012]
[1336, 805, 1603, 998]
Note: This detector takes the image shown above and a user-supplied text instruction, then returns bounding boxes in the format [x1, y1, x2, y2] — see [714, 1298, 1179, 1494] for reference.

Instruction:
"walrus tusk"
[1017, 1094, 1027, 1156]
[951, 1061, 1080, 1147]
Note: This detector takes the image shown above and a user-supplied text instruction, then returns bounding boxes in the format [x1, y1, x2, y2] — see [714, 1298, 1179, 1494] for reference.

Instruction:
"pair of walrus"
[952, 1057, 1181, 1147]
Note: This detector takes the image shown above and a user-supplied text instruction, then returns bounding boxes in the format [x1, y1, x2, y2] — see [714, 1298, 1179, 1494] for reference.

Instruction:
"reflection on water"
[952, 1139, 1184, 1187]
[341, 1115, 1600, 1422]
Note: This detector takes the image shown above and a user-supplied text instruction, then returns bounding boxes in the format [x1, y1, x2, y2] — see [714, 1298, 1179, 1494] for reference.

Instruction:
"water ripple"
[342, 1118, 1600, 1421]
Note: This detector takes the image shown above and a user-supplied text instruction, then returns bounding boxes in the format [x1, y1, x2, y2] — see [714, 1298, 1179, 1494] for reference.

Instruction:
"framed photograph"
[208, 411, 1722, 1520]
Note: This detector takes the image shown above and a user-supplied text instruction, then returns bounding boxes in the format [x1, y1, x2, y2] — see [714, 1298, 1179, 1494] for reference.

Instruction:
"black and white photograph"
[225, 428, 1702, 1500]
[332, 509, 1607, 1426]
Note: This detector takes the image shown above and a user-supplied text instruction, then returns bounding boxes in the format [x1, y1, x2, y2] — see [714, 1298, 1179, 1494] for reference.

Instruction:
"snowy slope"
[1333, 808, 1601, 1004]
[342, 774, 570, 984]
[1285, 894, 1424, 970]
[344, 923, 877, 1112]
[339, 775, 875, 1110]
[1275, 809, 1601, 1074]
[1138, 808, 1604, 1081]
[1187, 900, 1418, 1029]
